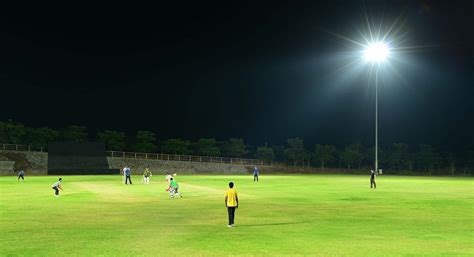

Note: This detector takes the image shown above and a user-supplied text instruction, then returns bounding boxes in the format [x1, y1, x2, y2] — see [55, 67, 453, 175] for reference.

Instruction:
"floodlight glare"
[330, 11, 412, 177]
[363, 42, 390, 63]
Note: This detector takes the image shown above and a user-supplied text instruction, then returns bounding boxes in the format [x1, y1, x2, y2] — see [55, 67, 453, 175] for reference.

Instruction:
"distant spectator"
[17, 169, 25, 182]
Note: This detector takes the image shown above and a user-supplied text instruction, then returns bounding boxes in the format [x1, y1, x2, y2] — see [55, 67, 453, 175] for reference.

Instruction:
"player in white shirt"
[51, 178, 63, 197]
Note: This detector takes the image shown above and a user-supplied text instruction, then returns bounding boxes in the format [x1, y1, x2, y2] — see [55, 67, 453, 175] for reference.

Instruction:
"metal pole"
[375, 70, 379, 174]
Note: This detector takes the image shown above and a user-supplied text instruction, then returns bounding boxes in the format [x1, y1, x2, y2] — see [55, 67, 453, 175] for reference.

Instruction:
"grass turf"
[0, 175, 473, 256]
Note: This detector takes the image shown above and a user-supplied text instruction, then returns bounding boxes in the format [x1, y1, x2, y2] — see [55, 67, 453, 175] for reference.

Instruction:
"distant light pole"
[363, 42, 390, 174]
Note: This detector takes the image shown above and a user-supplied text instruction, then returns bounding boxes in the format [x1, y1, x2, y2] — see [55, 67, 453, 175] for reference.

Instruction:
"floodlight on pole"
[328, 10, 414, 177]
[363, 41, 390, 175]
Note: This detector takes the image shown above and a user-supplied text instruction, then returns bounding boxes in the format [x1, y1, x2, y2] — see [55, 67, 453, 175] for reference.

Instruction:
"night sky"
[1, 1, 473, 150]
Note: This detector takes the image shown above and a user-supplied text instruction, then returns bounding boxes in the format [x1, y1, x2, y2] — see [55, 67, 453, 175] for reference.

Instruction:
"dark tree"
[388, 143, 409, 171]
[195, 138, 220, 156]
[404, 152, 416, 172]
[161, 138, 192, 155]
[245, 145, 256, 159]
[341, 142, 364, 170]
[256, 143, 275, 162]
[0, 120, 27, 144]
[97, 130, 126, 151]
[446, 152, 457, 176]
[464, 150, 474, 176]
[284, 138, 307, 166]
[133, 131, 157, 153]
[416, 144, 439, 175]
[26, 127, 59, 148]
[62, 125, 88, 142]
[222, 138, 246, 158]
[271, 145, 285, 162]
[366, 146, 387, 171]
[313, 144, 336, 170]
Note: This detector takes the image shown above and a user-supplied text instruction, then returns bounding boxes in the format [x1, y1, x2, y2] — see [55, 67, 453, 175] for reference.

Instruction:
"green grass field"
[1, 175, 473, 256]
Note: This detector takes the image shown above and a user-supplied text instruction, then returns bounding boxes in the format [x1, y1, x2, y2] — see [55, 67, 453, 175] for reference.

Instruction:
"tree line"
[1, 120, 473, 175]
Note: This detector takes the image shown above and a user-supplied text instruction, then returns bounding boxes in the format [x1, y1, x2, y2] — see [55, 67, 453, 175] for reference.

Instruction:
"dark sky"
[1, 0, 473, 150]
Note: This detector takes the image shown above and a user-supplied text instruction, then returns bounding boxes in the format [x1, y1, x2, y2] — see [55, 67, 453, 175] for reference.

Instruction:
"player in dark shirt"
[253, 166, 259, 182]
[370, 170, 376, 189]
[17, 169, 25, 182]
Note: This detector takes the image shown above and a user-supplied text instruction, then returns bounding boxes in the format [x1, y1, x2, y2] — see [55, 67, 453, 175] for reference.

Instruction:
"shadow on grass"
[237, 221, 308, 227]
[340, 197, 370, 201]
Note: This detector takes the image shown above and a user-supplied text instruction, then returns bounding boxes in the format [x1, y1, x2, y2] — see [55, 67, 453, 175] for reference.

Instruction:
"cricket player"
[143, 168, 152, 184]
[165, 173, 173, 182]
[166, 177, 182, 198]
[51, 178, 63, 197]
[253, 166, 259, 182]
[124, 166, 132, 185]
[370, 170, 377, 189]
[17, 169, 25, 182]
[165, 173, 177, 182]
[225, 182, 238, 227]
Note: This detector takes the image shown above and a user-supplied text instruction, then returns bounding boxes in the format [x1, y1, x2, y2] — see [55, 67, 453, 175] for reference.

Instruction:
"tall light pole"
[363, 42, 390, 174]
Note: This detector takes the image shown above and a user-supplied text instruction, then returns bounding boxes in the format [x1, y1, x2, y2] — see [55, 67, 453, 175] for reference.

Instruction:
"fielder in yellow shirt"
[225, 182, 238, 227]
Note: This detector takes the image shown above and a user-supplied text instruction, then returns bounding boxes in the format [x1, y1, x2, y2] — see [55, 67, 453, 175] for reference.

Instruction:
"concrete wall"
[0, 149, 331, 176]
[107, 157, 249, 175]
[0, 150, 334, 176]
[0, 150, 48, 175]
[0, 150, 251, 175]
[0, 161, 15, 175]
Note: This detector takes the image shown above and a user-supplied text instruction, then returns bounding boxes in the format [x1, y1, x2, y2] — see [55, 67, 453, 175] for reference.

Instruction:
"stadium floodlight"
[362, 41, 391, 176]
[363, 42, 390, 63]
[329, 9, 419, 176]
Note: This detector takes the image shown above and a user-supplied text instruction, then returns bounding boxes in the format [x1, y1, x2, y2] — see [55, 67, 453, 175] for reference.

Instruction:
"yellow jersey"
[225, 188, 238, 207]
